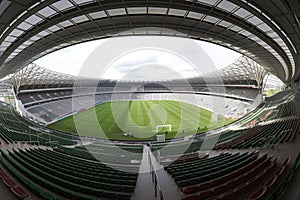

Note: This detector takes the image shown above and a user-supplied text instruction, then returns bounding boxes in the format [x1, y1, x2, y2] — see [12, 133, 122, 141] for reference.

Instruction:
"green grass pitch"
[48, 100, 233, 141]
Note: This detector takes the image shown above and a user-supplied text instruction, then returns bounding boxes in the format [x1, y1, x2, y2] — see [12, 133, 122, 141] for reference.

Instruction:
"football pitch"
[48, 100, 233, 140]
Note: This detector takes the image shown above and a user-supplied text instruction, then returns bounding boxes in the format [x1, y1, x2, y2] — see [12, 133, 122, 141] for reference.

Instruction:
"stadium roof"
[0, 0, 299, 83]
[198, 56, 267, 86]
[10, 56, 265, 92]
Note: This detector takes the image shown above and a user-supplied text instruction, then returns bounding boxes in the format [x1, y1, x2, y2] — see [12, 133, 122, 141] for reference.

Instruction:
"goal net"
[156, 124, 172, 133]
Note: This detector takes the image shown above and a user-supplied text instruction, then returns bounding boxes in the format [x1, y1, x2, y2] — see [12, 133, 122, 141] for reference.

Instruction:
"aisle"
[132, 145, 182, 200]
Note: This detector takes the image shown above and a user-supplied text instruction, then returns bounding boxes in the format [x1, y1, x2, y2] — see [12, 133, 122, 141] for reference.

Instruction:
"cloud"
[34, 36, 241, 79]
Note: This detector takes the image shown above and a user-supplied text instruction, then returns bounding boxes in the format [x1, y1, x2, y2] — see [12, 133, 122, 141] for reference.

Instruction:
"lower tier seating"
[0, 148, 139, 200]
[0, 102, 76, 146]
[163, 151, 283, 200]
[0, 167, 29, 199]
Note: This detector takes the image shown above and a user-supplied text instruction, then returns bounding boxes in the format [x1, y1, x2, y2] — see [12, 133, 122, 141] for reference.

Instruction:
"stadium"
[0, 1, 299, 200]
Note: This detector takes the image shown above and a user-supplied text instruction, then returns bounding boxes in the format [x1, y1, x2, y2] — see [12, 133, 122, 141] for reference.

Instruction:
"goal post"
[156, 124, 172, 133]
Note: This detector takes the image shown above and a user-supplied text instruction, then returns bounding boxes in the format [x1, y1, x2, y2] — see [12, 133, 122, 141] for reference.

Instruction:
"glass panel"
[267, 32, 277, 38]
[38, 30, 51, 37]
[18, 45, 28, 50]
[257, 23, 272, 32]
[48, 25, 61, 32]
[0, 46, 8, 55]
[187, 11, 204, 20]
[72, 15, 89, 23]
[217, 0, 238, 12]
[108, 8, 126, 16]
[127, 7, 147, 14]
[38, 6, 56, 18]
[229, 25, 242, 32]
[218, 20, 232, 28]
[239, 30, 251, 37]
[4, 36, 16, 42]
[51, 0, 74, 11]
[247, 16, 263, 26]
[89, 11, 106, 19]
[248, 35, 261, 42]
[203, 15, 219, 24]
[1, 41, 11, 46]
[23, 40, 34, 46]
[30, 35, 41, 41]
[17, 22, 33, 31]
[198, 0, 220, 6]
[10, 52, 18, 56]
[148, 7, 167, 15]
[72, 0, 95, 5]
[9, 29, 23, 37]
[59, 20, 74, 27]
[234, 8, 252, 18]
[168, 8, 187, 17]
[25, 14, 43, 25]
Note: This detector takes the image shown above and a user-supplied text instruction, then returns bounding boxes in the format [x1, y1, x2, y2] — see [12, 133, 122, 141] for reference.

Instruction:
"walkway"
[132, 145, 182, 200]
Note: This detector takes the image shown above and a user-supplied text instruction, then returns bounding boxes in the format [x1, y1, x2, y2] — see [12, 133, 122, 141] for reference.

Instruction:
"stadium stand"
[0, 148, 139, 200]
[0, 166, 29, 199]
[54, 143, 143, 164]
[0, 102, 76, 146]
[0, 0, 299, 199]
[22, 90, 251, 123]
[0, 91, 299, 200]
[176, 152, 279, 200]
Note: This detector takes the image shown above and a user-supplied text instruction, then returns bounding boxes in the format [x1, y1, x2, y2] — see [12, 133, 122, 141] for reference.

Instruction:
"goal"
[156, 124, 172, 133]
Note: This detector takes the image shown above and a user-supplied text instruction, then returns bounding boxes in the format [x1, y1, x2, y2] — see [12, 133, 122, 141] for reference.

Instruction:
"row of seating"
[0, 102, 76, 146]
[267, 153, 300, 200]
[181, 153, 268, 194]
[54, 143, 143, 164]
[150, 129, 242, 157]
[214, 116, 299, 150]
[179, 153, 278, 200]
[0, 167, 29, 199]
[0, 154, 59, 200]
[248, 157, 291, 200]
[166, 152, 258, 187]
[0, 148, 139, 200]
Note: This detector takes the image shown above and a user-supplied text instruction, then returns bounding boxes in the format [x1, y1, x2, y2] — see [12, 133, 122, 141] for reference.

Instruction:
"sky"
[35, 36, 241, 80]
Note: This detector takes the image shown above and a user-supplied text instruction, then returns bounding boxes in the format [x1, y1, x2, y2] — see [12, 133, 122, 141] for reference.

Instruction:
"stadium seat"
[11, 186, 29, 199]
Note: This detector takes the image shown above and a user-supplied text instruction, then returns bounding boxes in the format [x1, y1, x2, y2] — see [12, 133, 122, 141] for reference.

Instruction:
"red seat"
[182, 194, 198, 200]
[0, 169, 9, 179]
[248, 187, 267, 200]
[11, 186, 29, 199]
[198, 181, 212, 191]
[198, 190, 213, 200]
[212, 184, 226, 194]
[246, 176, 258, 185]
[2, 177, 17, 188]
[283, 156, 291, 166]
[226, 178, 238, 189]
[276, 166, 286, 176]
[221, 189, 236, 200]
[235, 183, 247, 193]
[182, 185, 199, 194]
[264, 176, 277, 188]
